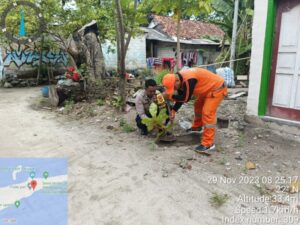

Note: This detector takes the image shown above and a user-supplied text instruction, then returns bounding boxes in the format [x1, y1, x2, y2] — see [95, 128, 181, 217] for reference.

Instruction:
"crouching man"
[135, 79, 158, 135]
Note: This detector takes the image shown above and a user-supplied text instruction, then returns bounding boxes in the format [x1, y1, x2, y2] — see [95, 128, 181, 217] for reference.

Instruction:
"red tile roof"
[152, 15, 224, 40]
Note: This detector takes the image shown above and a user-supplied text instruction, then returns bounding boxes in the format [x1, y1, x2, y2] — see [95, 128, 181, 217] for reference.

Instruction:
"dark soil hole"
[157, 133, 200, 147]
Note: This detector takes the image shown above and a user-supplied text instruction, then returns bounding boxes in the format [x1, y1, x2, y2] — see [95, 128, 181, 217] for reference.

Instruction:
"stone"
[106, 125, 114, 130]
[246, 161, 256, 170]
[4, 82, 13, 88]
[11, 80, 20, 86]
[162, 171, 168, 178]
[235, 156, 243, 161]
[244, 115, 266, 127]
[20, 81, 28, 87]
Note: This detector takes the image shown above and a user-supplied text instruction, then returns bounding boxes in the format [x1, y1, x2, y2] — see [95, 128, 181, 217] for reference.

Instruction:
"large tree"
[114, 0, 147, 110]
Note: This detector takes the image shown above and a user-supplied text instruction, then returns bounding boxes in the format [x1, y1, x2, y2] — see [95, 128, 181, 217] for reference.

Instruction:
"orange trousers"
[192, 87, 228, 146]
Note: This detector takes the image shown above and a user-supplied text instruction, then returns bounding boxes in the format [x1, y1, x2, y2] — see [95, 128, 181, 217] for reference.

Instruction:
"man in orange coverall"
[162, 68, 228, 153]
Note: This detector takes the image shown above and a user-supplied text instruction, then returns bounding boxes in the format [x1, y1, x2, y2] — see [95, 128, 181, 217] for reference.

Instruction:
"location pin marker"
[15, 201, 20, 208]
[43, 171, 49, 179]
[30, 171, 36, 179]
[30, 180, 37, 191]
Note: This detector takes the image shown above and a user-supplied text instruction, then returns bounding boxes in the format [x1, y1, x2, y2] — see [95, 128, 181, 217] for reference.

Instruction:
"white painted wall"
[102, 35, 147, 70]
[246, 0, 268, 116]
[156, 42, 176, 58]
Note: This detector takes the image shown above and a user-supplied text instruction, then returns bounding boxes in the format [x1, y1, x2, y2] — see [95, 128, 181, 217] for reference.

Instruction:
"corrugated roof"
[141, 27, 221, 46]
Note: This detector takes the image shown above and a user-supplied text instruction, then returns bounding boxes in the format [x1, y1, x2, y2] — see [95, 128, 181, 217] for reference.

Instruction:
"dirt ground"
[0, 87, 300, 225]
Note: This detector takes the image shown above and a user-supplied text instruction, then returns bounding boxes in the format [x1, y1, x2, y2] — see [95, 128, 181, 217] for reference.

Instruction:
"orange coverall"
[172, 68, 228, 146]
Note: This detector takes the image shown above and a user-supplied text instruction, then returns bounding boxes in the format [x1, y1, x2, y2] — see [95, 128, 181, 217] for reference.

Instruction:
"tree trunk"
[176, 13, 181, 71]
[115, 8, 121, 74]
[37, 35, 44, 83]
[83, 32, 106, 79]
[115, 0, 126, 111]
[66, 51, 78, 71]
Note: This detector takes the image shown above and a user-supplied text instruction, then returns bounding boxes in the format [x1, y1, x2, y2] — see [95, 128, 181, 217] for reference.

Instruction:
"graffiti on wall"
[2, 45, 68, 68]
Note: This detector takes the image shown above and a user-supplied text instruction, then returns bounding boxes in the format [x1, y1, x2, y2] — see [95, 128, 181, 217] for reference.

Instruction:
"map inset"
[0, 158, 67, 225]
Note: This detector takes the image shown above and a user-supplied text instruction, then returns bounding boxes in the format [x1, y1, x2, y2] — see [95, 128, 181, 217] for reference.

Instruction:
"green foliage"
[64, 100, 74, 114]
[112, 96, 124, 110]
[0, 0, 111, 46]
[254, 184, 273, 196]
[96, 99, 105, 106]
[147, 0, 211, 18]
[237, 132, 245, 147]
[85, 105, 97, 117]
[210, 0, 254, 75]
[217, 157, 227, 165]
[148, 141, 158, 151]
[119, 118, 136, 133]
[155, 70, 170, 85]
[138, 68, 154, 80]
[77, 63, 90, 78]
[209, 192, 230, 208]
[142, 103, 172, 139]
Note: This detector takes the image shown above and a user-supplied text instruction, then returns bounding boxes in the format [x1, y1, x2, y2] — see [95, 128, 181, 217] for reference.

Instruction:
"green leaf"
[157, 108, 169, 122]
[149, 103, 158, 118]
[141, 117, 154, 131]
[246, 8, 254, 16]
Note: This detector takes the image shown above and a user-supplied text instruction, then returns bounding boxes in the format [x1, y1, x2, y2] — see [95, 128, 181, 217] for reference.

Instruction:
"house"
[145, 15, 225, 70]
[247, 0, 300, 124]
[102, 15, 225, 71]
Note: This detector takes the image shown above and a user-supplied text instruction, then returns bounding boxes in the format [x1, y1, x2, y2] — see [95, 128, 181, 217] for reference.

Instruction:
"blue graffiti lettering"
[3, 46, 68, 68]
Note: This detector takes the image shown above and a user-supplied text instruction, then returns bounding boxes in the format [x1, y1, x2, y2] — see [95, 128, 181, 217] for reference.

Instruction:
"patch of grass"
[242, 167, 248, 174]
[237, 133, 245, 147]
[209, 192, 230, 208]
[254, 184, 272, 196]
[112, 96, 124, 110]
[139, 68, 154, 79]
[119, 118, 126, 127]
[218, 157, 227, 165]
[148, 141, 157, 151]
[64, 100, 74, 114]
[97, 99, 105, 106]
[216, 145, 225, 153]
[119, 118, 136, 133]
[86, 106, 97, 117]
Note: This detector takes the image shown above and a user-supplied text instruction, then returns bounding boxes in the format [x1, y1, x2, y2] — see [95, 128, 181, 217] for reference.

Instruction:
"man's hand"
[162, 93, 171, 100]
[170, 109, 176, 121]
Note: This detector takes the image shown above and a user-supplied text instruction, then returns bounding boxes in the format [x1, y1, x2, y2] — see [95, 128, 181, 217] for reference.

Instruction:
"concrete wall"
[246, 0, 268, 116]
[102, 35, 147, 71]
[0, 44, 68, 80]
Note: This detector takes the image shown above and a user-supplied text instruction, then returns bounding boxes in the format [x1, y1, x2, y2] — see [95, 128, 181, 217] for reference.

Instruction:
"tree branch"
[125, 0, 138, 55]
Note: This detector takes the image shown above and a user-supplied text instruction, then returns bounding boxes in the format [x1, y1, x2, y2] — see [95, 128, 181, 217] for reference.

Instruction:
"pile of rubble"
[1, 74, 37, 88]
